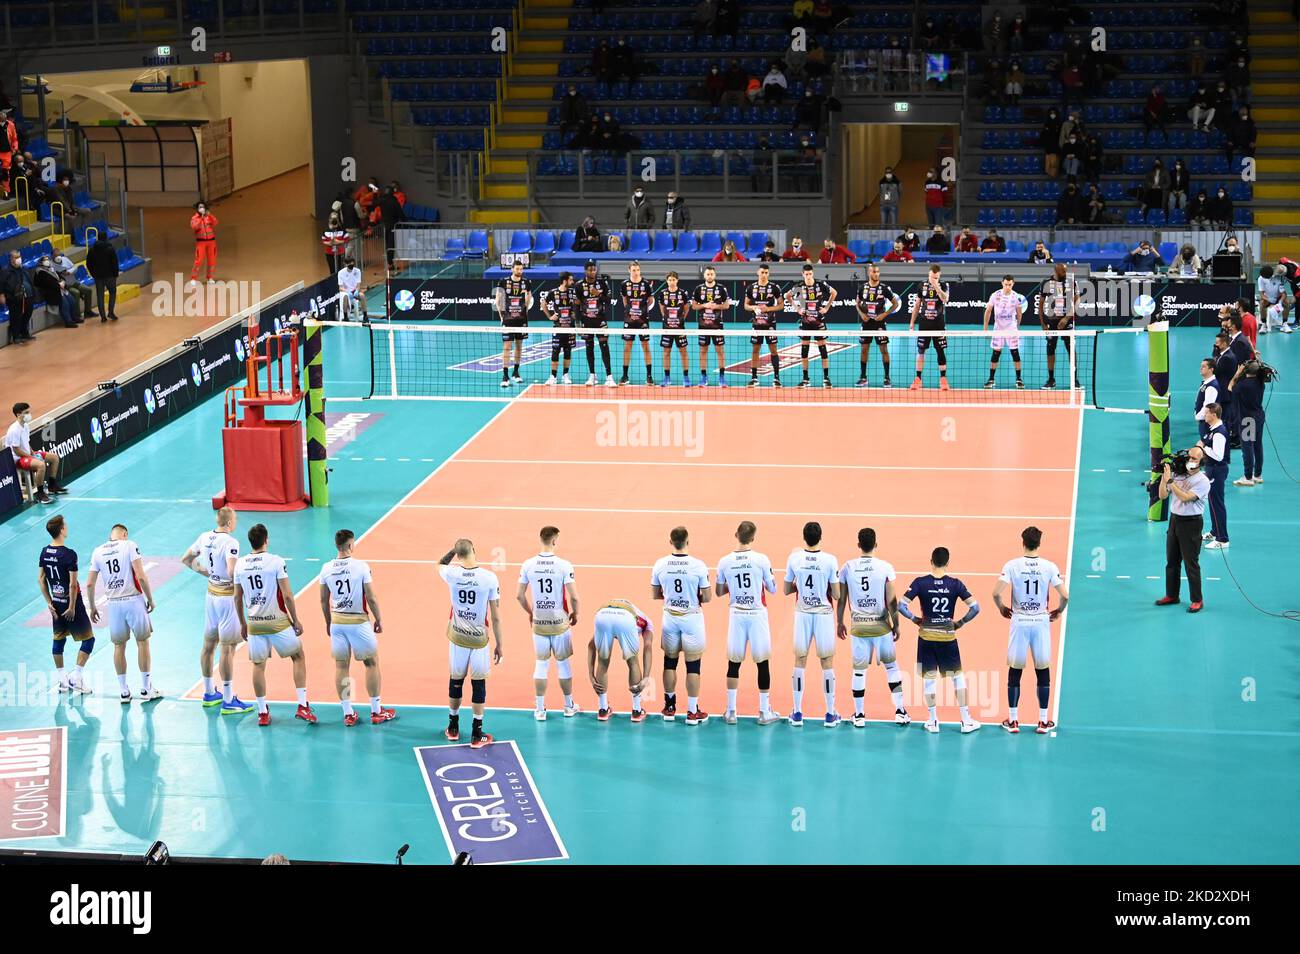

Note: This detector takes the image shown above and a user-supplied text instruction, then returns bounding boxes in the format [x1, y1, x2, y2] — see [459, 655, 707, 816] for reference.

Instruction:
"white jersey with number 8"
[651, 554, 710, 615]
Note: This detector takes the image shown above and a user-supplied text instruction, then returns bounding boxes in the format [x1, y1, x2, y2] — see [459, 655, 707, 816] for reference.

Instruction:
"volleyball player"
[836, 528, 908, 728]
[496, 259, 532, 388]
[543, 271, 578, 385]
[992, 526, 1068, 734]
[908, 264, 950, 390]
[517, 525, 581, 721]
[658, 271, 693, 386]
[716, 521, 780, 724]
[854, 261, 900, 387]
[784, 263, 836, 388]
[744, 263, 783, 387]
[898, 547, 981, 733]
[38, 515, 94, 695]
[437, 539, 503, 747]
[619, 261, 656, 385]
[86, 524, 160, 703]
[784, 521, 842, 727]
[692, 265, 731, 387]
[233, 523, 315, 727]
[182, 507, 253, 714]
[983, 275, 1025, 389]
[1039, 262, 1079, 389]
[320, 529, 395, 726]
[587, 598, 653, 722]
[578, 259, 615, 386]
[650, 526, 711, 724]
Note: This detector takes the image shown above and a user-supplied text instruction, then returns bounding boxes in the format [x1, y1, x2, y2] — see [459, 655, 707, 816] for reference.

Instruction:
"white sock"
[74, 664, 84, 680]
[223, 681, 233, 703]
[823, 670, 836, 713]
[598, 692, 608, 710]
[117, 673, 129, 693]
[960, 704, 971, 721]
[852, 670, 867, 714]
[928, 705, 937, 720]
[535, 695, 546, 710]
[142, 672, 152, 692]
[792, 667, 805, 712]
[55, 667, 66, 685]
[726, 687, 738, 711]
[759, 690, 771, 713]
[1040, 707, 1050, 723]
[1009, 706, 1019, 722]
[341, 699, 354, 716]
[632, 692, 642, 711]
[371, 696, 382, 715]
[203, 676, 215, 694]
[687, 695, 698, 712]
[296, 687, 307, 705]
[564, 693, 574, 708]
[257, 696, 268, 714]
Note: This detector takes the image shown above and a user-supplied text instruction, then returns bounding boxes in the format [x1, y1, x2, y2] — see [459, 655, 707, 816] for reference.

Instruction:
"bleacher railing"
[527, 150, 828, 201]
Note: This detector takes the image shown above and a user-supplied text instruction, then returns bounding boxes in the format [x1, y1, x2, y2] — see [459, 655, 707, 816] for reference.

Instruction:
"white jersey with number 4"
[519, 552, 576, 636]
[838, 555, 896, 635]
[89, 539, 144, 601]
[322, 557, 372, 624]
[716, 550, 775, 613]
[651, 554, 710, 615]
[999, 556, 1063, 622]
[785, 549, 839, 614]
[190, 530, 240, 595]
[234, 552, 290, 634]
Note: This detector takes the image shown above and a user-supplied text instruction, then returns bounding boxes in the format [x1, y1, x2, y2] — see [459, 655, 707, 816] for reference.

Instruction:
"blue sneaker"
[201, 691, 224, 707]
[660, 377, 670, 388]
[221, 697, 255, 716]
[699, 374, 709, 387]
[823, 712, 841, 728]
[788, 710, 804, 727]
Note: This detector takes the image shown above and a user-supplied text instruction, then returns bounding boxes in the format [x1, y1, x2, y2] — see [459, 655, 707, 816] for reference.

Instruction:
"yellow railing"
[14, 176, 29, 212]
[48, 200, 65, 237]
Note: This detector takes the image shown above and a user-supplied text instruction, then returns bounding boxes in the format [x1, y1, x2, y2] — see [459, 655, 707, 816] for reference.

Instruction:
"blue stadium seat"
[508, 230, 531, 253]
[652, 231, 676, 254]
[628, 231, 651, 254]
[676, 232, 700, 253]
[466, 230, 489, 256]
[444, 237, 465, 259]
[532, 231, 556, 256]
[557, 230, 575, 252]
[724, 230, 746, 252]
[748, 231, 769, 253]
[699, 231, 722, 256]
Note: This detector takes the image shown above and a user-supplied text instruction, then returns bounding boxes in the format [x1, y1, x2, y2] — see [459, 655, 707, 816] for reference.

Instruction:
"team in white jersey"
[587, 597, 654, 721]
[783, 522, 843, 727]
[983, 275, 1026, 389]
[232, 523, 315, 727]
[835, 528, 909, 727]
[650, 526, 712, 725]
[715, 521, 780, 725]
[516, 526, 581, 721]
[86, 523, 160, 704]
[437, 538, 503, 748]
[182, 507, 255, 714]
[992, 526, 1069, 735]
[319, 528, 396, 727]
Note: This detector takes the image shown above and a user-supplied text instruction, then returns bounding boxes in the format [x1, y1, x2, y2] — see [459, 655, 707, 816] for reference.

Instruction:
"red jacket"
[191, 212, 217, 241]
[1240, 311, 1258, 351]
[882, 249, 914, 262]
[818, 244, 856, 264]
[712, 250, 748, 262]
[956, 234, 979, 252]
[781, 247, 812, 262]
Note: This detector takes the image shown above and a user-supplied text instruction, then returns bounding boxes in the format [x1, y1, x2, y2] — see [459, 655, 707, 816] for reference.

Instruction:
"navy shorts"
[51, 599, 94, 641]
[917, 637, 962, 675]
[917, 335, 948, 354]
[860, 320, 889, 346]
[660, 334, 688, 348]
[621, 325, 650, 342]
[697, 334, 725, 346]
[500, 327, 527, 342]
[750, 333, 779, 346]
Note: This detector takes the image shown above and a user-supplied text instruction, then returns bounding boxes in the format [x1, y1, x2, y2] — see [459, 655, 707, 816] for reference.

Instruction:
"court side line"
[400, 503, 1073, 521]
[1053, 408, 1086, 727]
[327, 396, 1085, 411]
[359, 558, 1006, 577]
[454, 458, 1076, 474]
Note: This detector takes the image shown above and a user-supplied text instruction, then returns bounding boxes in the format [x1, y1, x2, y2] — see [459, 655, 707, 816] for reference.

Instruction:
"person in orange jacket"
[0, 107, 19, 198]
[190, 199, 218, 284]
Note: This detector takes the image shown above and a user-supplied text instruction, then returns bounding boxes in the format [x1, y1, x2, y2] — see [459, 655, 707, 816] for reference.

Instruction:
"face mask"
[21, 413, 31, 424]
[634, 191, 643, 199]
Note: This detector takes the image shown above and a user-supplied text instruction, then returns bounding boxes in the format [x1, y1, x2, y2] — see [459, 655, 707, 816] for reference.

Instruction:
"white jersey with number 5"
[785, 549, 839, 614]
[322, 557, 373, 623]
[716, 550, 775, 613]
[651, 554, 710, 615]
[519, 552, 576, 636]
[999, 556, 1063, 621]
[838, 555, 896, 635]
[439, 564, 500, 648]
[89, 539, 143, 601]
[234, 552, 290, 634]
[190, 530, 240, 595]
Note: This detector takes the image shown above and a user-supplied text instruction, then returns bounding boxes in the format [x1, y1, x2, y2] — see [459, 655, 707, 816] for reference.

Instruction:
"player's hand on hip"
[953, 620, 964, 631]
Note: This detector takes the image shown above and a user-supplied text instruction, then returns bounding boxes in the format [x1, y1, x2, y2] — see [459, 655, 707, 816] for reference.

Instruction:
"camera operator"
[1194, 358, 1219, 441]
[1228, 361, 1267, 487]
[1155, 447, 1210, 612]
[1196, 402, 1230, 550]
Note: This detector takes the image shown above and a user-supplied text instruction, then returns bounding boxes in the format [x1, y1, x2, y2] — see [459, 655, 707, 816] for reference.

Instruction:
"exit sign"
[156, 45, 171, 56]
[893, 102, 909, 113]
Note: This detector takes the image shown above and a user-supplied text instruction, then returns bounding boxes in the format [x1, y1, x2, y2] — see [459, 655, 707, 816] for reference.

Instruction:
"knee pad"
[685, 658, 701, 675]
[1007, 667, 1023, 687]
[52, 638, 67, 655]
[663, 654, 680, 670]
[471, 679, 487, 704]
[935, 345, 947, 364]
[952, 673, 967, 691]
[818, 344, 828, 360]
[923, 677, 937, 697]
[1035, 667, 1051, 687]
[556, 659, 572, 680]
[448, 677, 465, 699]
[1010, 348, 1021, 362]
[726, 661, 741, 679]
[990, 350, 1001, 364]
[800, 342, 810, 357]
[79, 637, 95, 654]
[756, 659, 771, 690]
[533, 660, 549, 680]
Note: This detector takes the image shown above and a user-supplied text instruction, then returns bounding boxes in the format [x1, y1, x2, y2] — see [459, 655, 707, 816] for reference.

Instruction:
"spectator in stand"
[1123, 239, 1165, 273]
[721, 58, 748, 107]
[663, 191, 691, 231]
[1187, 188, 1211, 226]
[984, 58, 1006, 104]
[569, 113, 600, 150]
[625, 187, 654, 229]
[955, 226, 979, 253]
[0, 248, 35, 341]
[322, 210, 348, 274]
[746, 75, 763, 104]
[607, 234, 624, 252]
[809, 0, 839, 34]
[1228, 31, 1251, 67]
[1167, 158, 1191, 212]
[883, 240, 914, 263]
[1207, 185, 1234, 227]
[704, 64, 726, 108]
[1168, 244, 1203, 281]
[1039, 107, 1063, 176]
[750, 134, 774, 192]
[573, 216, 602, 253]
[334, 194, 361, 260]
[1058, 109, 1085, 149]
[50, 171, 89, 228]
[925, 226, 951, 254]
[598, 111, 638, 154]
[1139, 160, 1170, 222]
[1008, 13, 1028, 53]
[758, 240, 781, 262]
[804, 39, 830, 79]
[715, 0, 741, 36]
[983, 10, 1006, 56]
[1225, 54, 1250, 102]
[609, 38, 639, 84]
[33, 254, 79, 328]
[1143, 84, 1171, 143]
[762, 63, 788, 102]
[1060, 62, 1085, 108]
[1085, 183, 1108, 224]
[819, 237, 857, 264]
[793, 87, 822, 132]
[1055, 181, 1087, 225]
[354, 177, 379, 224]
[1060, 129, 1085, 177]
[782, 236, 812, 262]
[1082, 133, 1104, 186]
[0, 106, 18, 198]
[692, 0, 718, 37]
[1210, 81, 1234, 133]
[52, 252, 95, 321]
[1187, 35, 1205, 80]
[1004, 59, 1025, 105]
[897, 226, 922, 252]
[713, 240, 747, 262]
[1187, 83, 1216, 131]
[980, 228, 1006, 253]
[591, 39, 612, 83]
[919, 16, 941, 50]
[372, 185, 403, 269]
[877, 167, 901, 225]
[794, 133, 822, 192]
[559, 84, 590, 134]
[391, 181, 407, 209]
[85, 233, 119, 322]
[923, 168, 948, 226]
[1226, 105, 1256, 165]
[1028, 241, 1054, 264]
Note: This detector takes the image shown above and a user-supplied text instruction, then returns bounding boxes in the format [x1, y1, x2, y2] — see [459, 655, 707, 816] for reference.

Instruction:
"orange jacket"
[191, 212, 217, 240]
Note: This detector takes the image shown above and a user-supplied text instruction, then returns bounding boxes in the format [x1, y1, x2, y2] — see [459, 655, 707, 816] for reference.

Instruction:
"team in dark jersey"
[577, 259, 615, 386]
[658, 272, 693, 385]
[744, 264, 784, 387]
[1038, 262, 1080, 389]
[854, 261, 901, 388]
[38, 515, 96, 694]
[542, 271, 579, 384]
[784, 263, 836, 387]
[692, 265, 732, 387]
[619, 261, 656, 385]
[495, 260, 532, 389]
[908, 264, 950, 390]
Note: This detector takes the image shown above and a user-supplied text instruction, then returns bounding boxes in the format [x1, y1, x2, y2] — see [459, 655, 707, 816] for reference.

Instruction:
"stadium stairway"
[1248, 0, 1300, 235]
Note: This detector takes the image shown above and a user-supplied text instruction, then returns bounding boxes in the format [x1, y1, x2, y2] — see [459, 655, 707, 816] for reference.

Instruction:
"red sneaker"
[939, 378, 950, 391]
[1001, 718, 1020, 733]
[258, 711, 271, 727]
[445, 723, 460, 741]
[469, 732, 494, 749]
[909, 378, 922, 391]
[597, 708, 611, 721]
[371, 707, 397, 724]
[630, 709, 646, 722]
[1036, 720, 1057, 735]
[1188, 601, 1203, 613]
[343, 712, 360, 727]
[685, 709, 709, 726]
[295, 703, 317, 724]
[661, 702, 677, 721]
[1154, 596, 1179, 606]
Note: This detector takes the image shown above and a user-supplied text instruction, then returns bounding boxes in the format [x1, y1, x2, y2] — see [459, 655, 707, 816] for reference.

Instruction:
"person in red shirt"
[882, 240, 914, 263]
[923, 168, 949, 226]
[712, 240, 748, 263]
[781, 236, 812, 262]
[818, 237, 856, 264]
[189, 200, 218, 284]
[1232, 299, 1258, 353]
[391, 180, 407, 208]
[955, 227, 980, 253]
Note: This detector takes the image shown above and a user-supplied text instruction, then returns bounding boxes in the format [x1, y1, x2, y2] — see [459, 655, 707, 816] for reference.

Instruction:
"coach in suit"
[1211, 330, 1239, 442]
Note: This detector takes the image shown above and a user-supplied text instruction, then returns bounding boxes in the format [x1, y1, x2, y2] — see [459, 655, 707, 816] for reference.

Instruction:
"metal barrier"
[528, 150, 828, 200]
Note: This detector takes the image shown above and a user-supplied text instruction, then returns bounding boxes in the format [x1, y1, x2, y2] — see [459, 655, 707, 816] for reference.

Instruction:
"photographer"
[1155, 447, 1210, 612]
[1195, 402, 1230, 550]
[1228, 361, 1267, 487]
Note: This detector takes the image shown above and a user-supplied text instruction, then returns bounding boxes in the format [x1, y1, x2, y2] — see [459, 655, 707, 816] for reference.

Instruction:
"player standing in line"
[854, 261, 900, 388]
[692, 265, 731, 387]
[658, 271, 693, 386]
[496, 259, 532, 389]
[543, 271, 579, 385]
[898, 547, 982, 734]
[784, 263, 837, 388]
[836, 528, 909, 728]
[619, 260, 656, 385]
[744, 263, 784, 387]
[1039, 262, 1080, 389]
[319, 529, 396, 727]
[182, 507, 254, 714]
[650, 526, 712, 724]
[38, 515, 94, 695]
[517, 525, 581, 721]
[784, 521, 842, 727]
[716, 520, 781, 724]
[992, 526, 1068, 735]
[86, 524, 160, 704]
[437, 539, 503, 747]
[578, 258, 616, 386]
[983, 274, 1026, 389]
[232, 524, 315, 727]
[587, 598, 654, 722]
[908, 264, 950, 391]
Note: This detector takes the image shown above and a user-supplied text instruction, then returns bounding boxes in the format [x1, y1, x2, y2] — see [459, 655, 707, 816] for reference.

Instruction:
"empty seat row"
[353, 13, 512, 32]
[391, 81, 496, 102]
[411, 106, 491, 127]
[542, 129, 808, 150]
[376, 59, 502, 79]
[365, 36, 494, 56]
[548, 105, 798, 127]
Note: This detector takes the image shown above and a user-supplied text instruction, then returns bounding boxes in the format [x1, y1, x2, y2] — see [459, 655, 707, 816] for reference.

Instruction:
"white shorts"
[330, 621, 378, 661]
[593, 609, 641, 661]
[991, 334, 1021, 350]
[449, 642, 491, 679]
[726, 611, 772, 663]
[1007, 618, 1052, 669]
[852, 633, 897, 669]
[107, 596, 152, 645]
[203, 592, 240, 644]
[661, 611, 706, 657]
[247, 626, 302, 663]
[533, 630, 574, 660]
[793, 612, 836, 659]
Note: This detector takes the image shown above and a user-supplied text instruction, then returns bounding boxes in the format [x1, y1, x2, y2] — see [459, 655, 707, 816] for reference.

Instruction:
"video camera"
[1243, 359, 1277, 385]
[1164, 449, 1193, 477]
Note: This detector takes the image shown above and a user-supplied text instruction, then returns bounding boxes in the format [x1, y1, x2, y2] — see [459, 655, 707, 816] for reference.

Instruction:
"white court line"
[359, 558, 1006, 577]
[399, 503, 1072, 521]
[453, 457, 1076, 474]
[327, 395, 1088, 411]
[1052, 406, 1085, 727]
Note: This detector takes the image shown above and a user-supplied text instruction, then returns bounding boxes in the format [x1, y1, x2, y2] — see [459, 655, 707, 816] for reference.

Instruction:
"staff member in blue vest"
[1193, 358, 1219, 441]
[1155, 446, 1210, 613]
[1196, 402, 1230, 550]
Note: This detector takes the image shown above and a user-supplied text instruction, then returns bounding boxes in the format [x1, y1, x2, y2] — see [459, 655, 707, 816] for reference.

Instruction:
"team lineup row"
[492, 259, 1084, 390]
[35, 509, 1069, 746]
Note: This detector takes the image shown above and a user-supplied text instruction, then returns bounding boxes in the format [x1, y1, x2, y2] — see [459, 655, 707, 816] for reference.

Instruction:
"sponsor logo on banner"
[0, 726, 66, 840]
[143, 388, 156, 414]
[394, 289, 415, 311]
[234, 337, 246, 361]
[414, 740, 567, 864]
[191, 362, 202, 386]
[452, 339, 554, 373]
[89, 418, 103, 444]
